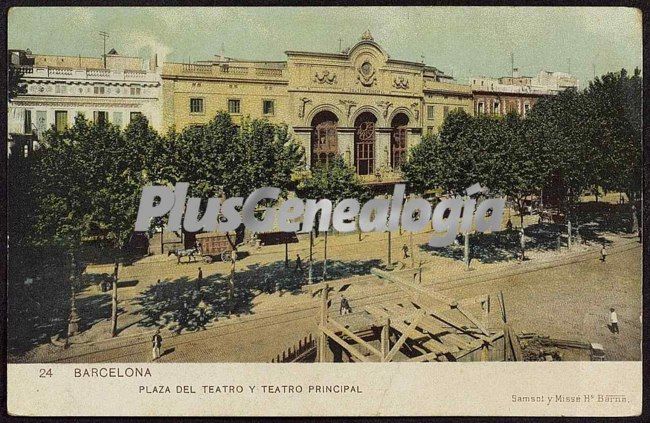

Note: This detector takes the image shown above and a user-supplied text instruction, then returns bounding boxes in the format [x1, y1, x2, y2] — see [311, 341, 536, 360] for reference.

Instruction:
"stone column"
[338, 129, 355, 166]
[294, 130, 312, 169]
[376, 129, 391, 172]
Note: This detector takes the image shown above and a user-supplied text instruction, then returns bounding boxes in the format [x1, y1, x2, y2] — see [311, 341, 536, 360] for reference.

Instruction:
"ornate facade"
[8, 49, 162, 156]
[161, 31, 474, 184]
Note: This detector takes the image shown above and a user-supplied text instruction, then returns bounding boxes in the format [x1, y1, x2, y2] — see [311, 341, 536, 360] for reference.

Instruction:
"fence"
[270, 333, 316, 363]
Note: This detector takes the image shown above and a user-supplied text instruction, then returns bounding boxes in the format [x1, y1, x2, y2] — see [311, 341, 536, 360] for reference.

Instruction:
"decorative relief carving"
[393, 76, 409, 90]
[298, 97, 312, 118]
[410, 102, 420, 121]
[377, 101, 393, 119]
[339, 99, 357, 118]
[314, 70, 337, 85]
[357, 61, 377, 87]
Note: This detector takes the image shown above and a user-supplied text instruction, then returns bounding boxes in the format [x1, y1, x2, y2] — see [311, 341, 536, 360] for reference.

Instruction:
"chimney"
[150, 53, 158, 71]
[513, 67, 520, 78]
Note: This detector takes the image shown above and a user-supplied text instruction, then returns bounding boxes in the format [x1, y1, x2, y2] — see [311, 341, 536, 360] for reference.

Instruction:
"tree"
[161, 113, 304, 199]
[585, 69, 642, 210]
[24, 114, 163, 335]
[296, 156, 369, 205]
[296, 156, 369, 280]
[501, 112, 552, 227]
[524, 89, 595, 221]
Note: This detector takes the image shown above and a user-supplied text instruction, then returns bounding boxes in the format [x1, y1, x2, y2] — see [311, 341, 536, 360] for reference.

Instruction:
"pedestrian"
[340, 295, 352, 315]
[197, 267, 203, 281]
[506, 219, 513, 231]
[519, 228, 526, 261]
[402, 244, 409, 259]
[610, 308, 619, 334]
[152, 329, 162, 360]
[600, 245, 608, 263]
[295, 253, 304, 271]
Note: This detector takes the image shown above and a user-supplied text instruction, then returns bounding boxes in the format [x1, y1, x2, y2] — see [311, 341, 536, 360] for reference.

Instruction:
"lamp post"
[308, 230, 313, 284]
[66, 253, 81, 348]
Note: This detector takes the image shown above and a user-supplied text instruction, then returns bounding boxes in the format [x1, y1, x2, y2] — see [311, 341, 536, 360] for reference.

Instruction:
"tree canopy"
[296, 156, 369, 204]
[404, 68, 642, 225]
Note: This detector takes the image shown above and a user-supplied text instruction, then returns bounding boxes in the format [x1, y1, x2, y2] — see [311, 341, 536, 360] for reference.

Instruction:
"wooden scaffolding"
[312, 268, 522, 362]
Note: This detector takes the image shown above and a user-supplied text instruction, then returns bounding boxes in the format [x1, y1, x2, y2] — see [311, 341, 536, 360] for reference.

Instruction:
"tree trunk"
[308, 230, 313, 284]
[284, 241, 289, 267]
[464, 232, 470, 269]
[387, 231, 392, 267]
[410, 232, 415, 268]
[110, 261, 119, 337]
[630, 192, 639, 234]
[322, 231, 328, 281]
[229, 249, 236, 313]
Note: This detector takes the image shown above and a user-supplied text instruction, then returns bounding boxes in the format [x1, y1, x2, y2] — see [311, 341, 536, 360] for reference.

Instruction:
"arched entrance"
[311, 111, 339, 168]
[354, 112, 377, 176]
[390, 113, 409, 170]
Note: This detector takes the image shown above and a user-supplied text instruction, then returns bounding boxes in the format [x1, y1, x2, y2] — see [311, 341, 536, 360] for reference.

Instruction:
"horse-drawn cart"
[196, 232, 239, 263]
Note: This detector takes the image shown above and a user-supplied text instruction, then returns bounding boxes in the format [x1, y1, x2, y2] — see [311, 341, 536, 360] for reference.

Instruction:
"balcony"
[17, 66, 160, 83]
[166, 62, 287, 81]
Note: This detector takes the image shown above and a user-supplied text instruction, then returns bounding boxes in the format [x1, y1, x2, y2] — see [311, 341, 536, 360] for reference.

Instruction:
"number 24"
[39, 368, 53, 378]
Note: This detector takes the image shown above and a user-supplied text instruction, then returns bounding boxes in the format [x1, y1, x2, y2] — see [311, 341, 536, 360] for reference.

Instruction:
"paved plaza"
[11, 218, 642, 363]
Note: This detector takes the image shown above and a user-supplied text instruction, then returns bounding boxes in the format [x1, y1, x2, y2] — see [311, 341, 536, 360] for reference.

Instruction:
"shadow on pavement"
[133, 258, 383, 334]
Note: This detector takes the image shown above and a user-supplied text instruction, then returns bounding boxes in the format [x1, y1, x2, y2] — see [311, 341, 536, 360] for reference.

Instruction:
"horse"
[168, 246, 200, 264]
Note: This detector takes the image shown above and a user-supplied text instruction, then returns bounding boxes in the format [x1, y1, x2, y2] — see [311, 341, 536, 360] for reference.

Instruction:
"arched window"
[311, 111, 339, 168]
[354, 112, 377, 176]
[390, 113, 409, 170]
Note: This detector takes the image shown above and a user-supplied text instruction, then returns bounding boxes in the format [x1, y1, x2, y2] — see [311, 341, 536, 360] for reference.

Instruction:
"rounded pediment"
[348, 30, 389, 64]
[348, 41, 388, 65]
[348, 32, 388, 89]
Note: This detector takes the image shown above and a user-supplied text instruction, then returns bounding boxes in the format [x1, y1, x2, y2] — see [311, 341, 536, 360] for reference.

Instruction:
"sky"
[8, 6, 642, 86]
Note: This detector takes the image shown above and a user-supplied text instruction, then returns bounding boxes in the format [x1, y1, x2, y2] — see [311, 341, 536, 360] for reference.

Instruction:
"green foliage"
[404, 109, 551, 213]
[159, 113, 304, 199]
[29, 114, 157, 250]
[584, 68, 642, 200]
[296, 156, 369, 204]
[405, 69, 642, 222]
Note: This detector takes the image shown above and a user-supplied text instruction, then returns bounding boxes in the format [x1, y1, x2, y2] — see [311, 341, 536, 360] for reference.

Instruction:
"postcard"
[5, 4, 643, 417]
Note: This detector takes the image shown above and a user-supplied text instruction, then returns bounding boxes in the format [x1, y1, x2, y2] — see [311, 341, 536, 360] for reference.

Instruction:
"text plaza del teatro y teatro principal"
[9, 30, 578, 188]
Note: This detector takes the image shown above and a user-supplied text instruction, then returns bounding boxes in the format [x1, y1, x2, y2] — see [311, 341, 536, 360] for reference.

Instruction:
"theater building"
[161, 30, 473, 186]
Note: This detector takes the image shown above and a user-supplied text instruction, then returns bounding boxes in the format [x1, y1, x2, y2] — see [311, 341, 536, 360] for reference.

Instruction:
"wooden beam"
[453, 331, 504, 360]
[408, 351, 441, 362]
[506, 325, 523, 361]
[371, 268, 456, 307]
[455, 305, 490, 336]
[327, 318, 383, 358]
[381, 318, 390, 361]
[319, 325, 371, 362]
[385, 312, 425, 362]
[317, 283, 329, 362]
[457, 294, 489, 306]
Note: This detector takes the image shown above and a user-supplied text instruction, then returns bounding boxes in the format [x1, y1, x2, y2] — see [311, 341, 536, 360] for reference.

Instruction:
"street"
[45, 238, 641, 363]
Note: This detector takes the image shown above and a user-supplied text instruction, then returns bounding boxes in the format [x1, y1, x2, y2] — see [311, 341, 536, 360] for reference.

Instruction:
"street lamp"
[65, 253, 81, 348]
